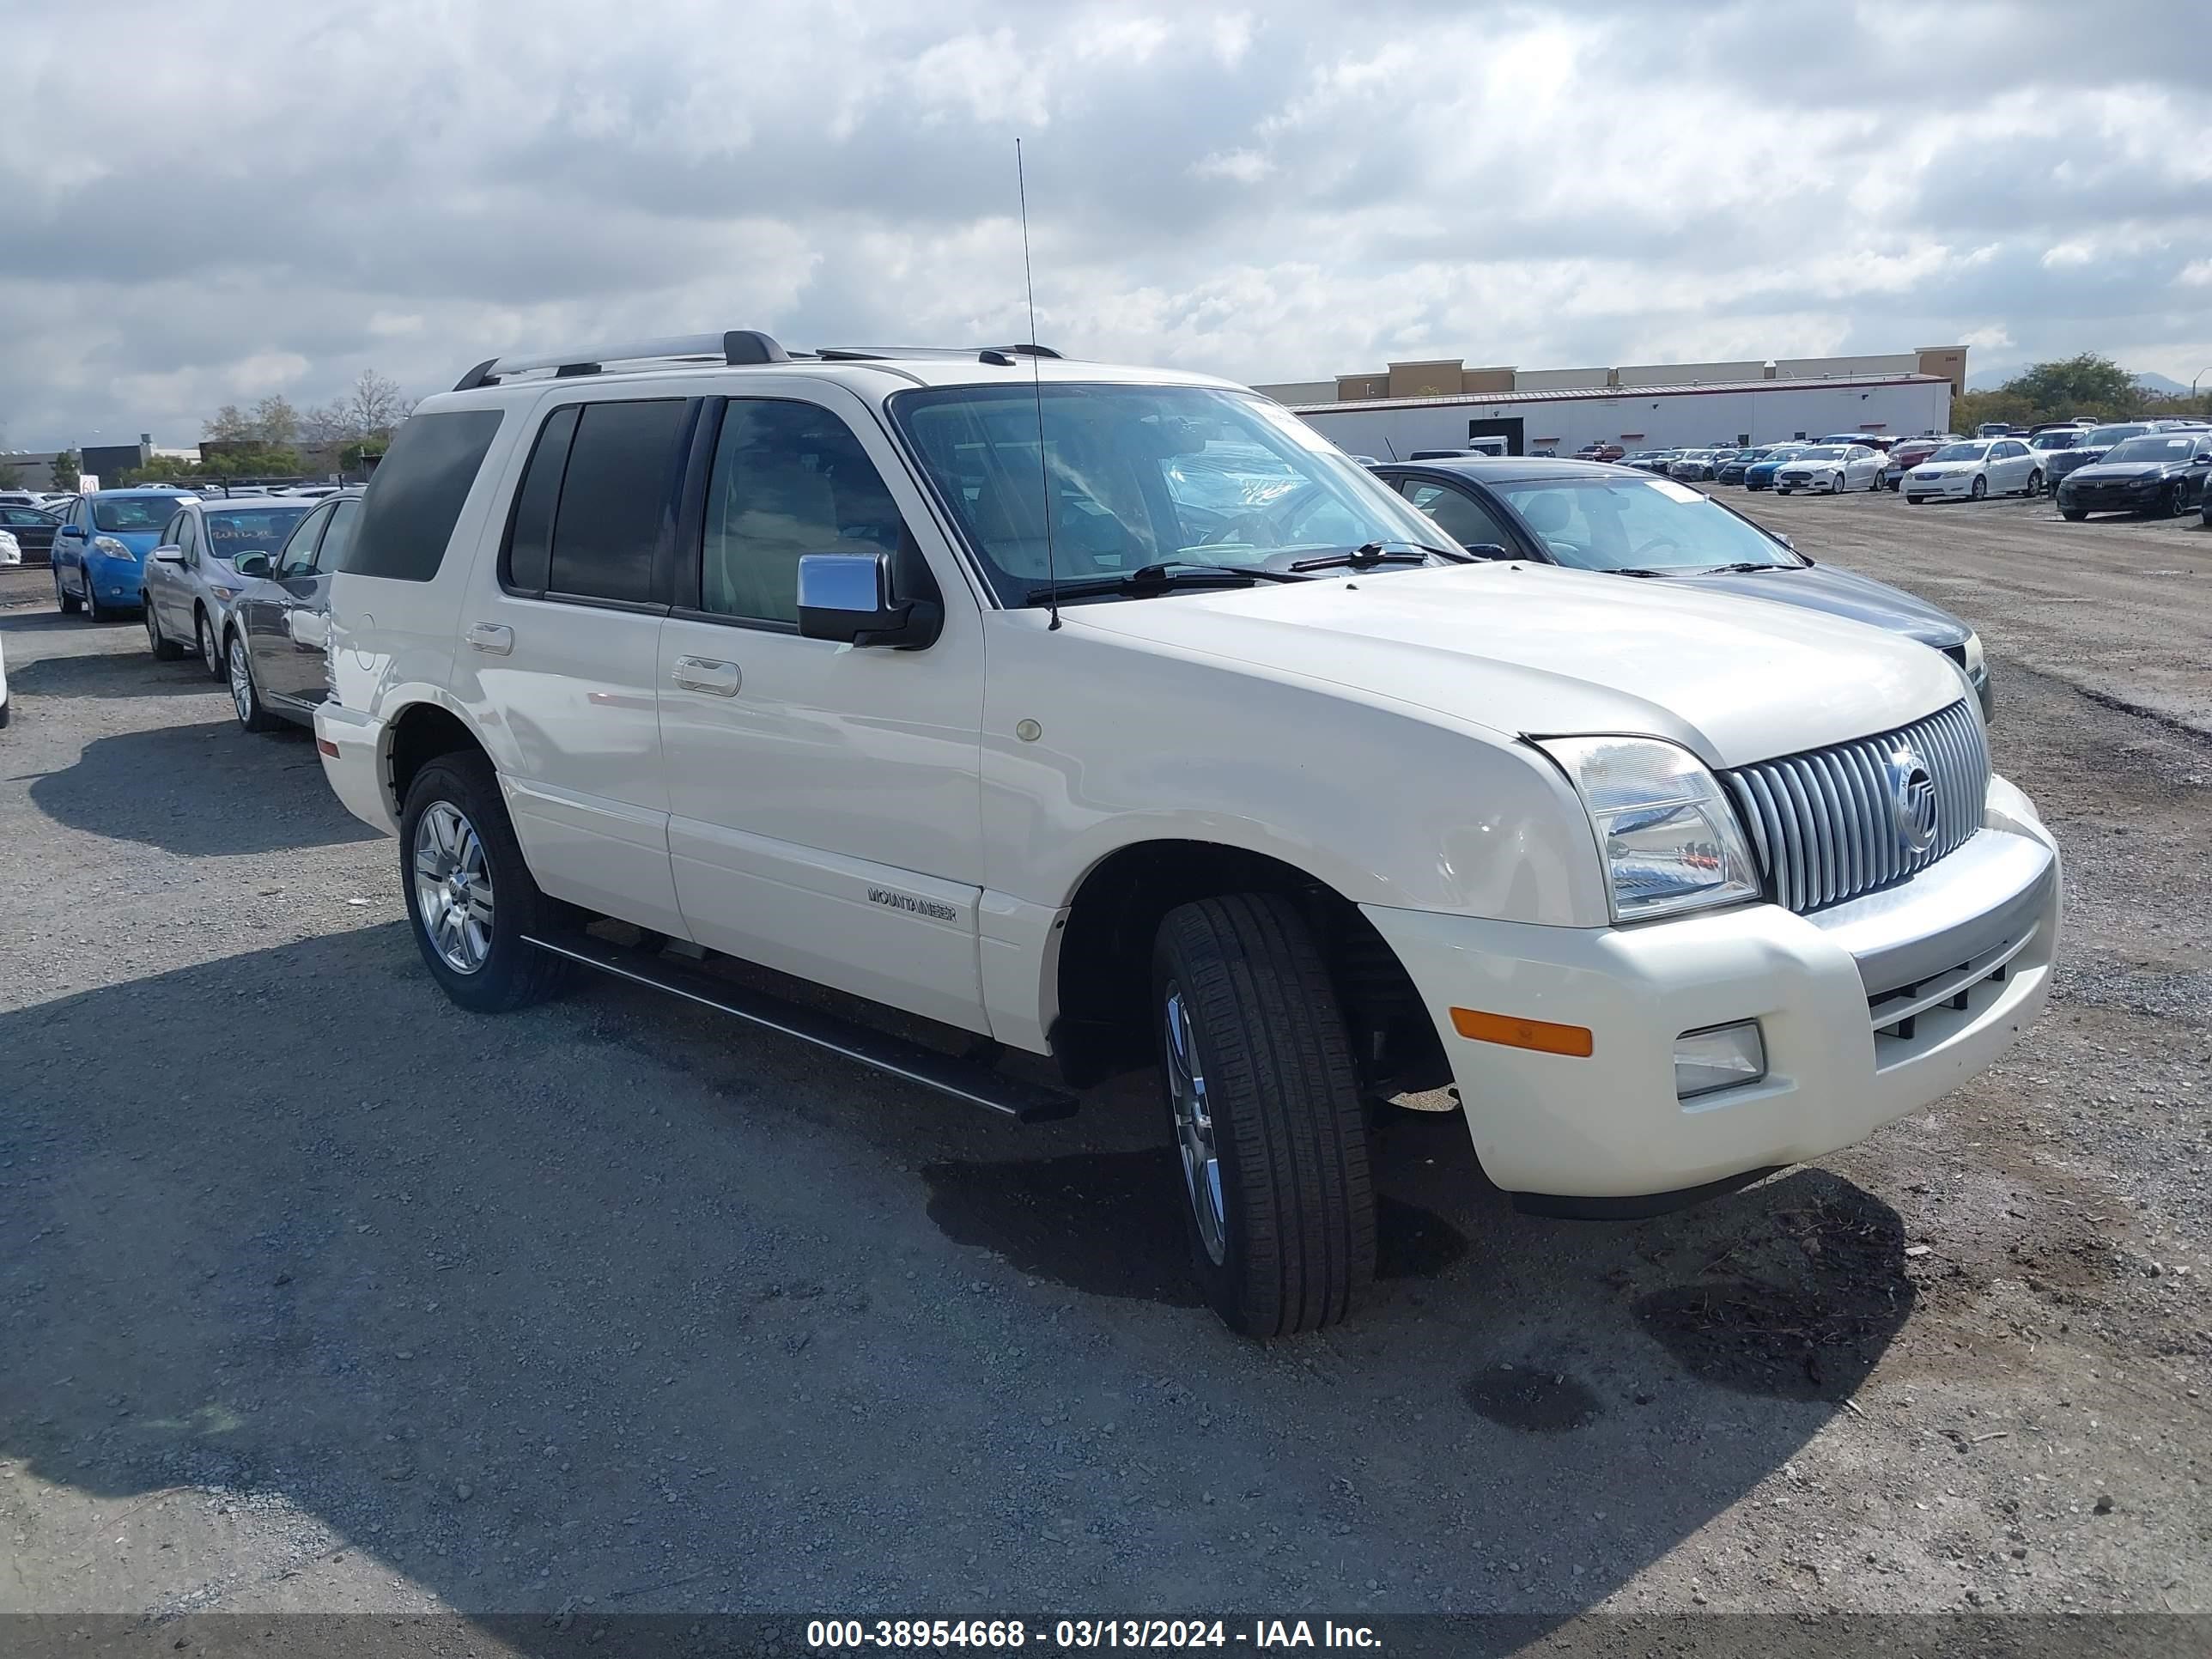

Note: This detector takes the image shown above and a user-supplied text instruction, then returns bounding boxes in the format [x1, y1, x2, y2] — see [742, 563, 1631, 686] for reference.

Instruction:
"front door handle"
[672, 655, 740, 696]
[465, 622, 514, 655]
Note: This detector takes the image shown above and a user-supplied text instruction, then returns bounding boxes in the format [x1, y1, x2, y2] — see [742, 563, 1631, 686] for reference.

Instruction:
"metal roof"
[1292, 374, 1949, 416]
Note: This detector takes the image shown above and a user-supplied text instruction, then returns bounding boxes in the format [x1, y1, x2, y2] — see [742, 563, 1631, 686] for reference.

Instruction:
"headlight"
[1536, 736, 1763, 921]
[1960, 631, 1985, 681]
[92, 535, 131, 557]
[210, 584, 240, 601]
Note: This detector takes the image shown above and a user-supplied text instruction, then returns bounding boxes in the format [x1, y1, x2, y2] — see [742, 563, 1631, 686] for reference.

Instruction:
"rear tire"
[398, 750, 573, 1014]
[145, 600, 184, 660]
[1152, 894, 1376, 1338]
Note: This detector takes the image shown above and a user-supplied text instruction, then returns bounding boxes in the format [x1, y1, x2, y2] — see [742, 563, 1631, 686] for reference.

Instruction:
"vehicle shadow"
[2, 926, 1915, 1636]
[1, 648, 221, 702]
[27, 719, 376, 854]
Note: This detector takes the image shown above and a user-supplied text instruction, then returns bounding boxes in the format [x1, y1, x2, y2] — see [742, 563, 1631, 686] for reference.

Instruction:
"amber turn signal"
[1449, 1006, 1595, 1057]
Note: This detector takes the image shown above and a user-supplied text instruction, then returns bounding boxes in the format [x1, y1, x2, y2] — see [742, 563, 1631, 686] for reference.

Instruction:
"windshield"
[1796, 447, 1846, 460]
[2083, 424, 2147, 447]
[889, 383, 1449, 605]
[1490, 474, 1798, 574]
[92, 495, 186, 532]
[2027, 432, 2078, 450]
[2102, 435, 2199, 465]
[204, 504, 311, 556]
[1928, 443, 1990, 463]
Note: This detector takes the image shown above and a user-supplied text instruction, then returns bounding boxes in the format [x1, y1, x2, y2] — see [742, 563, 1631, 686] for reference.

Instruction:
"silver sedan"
[142, 495, 316, 676]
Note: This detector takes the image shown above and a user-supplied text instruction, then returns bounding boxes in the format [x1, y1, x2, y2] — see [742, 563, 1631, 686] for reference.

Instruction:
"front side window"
[889, 382, 1449, 605]
[345, 410, 506, 582]
[1489, 475, 1800, 574]
[276, 504, 333, 576]
[699, 399, 913, 626]
[315, 499, 362, 572]
[174, 514, 199, 560]
[1399, 481, 1515, 550]
[545, 399, 690, 604]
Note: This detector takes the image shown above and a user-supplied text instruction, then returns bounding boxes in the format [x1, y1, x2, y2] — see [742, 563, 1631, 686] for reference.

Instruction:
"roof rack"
[453, 332, 1060, 392]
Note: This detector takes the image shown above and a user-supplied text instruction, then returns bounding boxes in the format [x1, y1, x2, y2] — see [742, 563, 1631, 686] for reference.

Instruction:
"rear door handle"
[672, 655, 740, 696]
[465, 622, 514, 655]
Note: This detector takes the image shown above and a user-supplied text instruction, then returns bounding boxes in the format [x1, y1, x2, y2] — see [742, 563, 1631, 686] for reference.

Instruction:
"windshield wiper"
[1695, 561, 1791, 574]
[1606, 567, 1676, 578]
[1288, 539, 1460, 573]
[1025, 562, 1304, 605]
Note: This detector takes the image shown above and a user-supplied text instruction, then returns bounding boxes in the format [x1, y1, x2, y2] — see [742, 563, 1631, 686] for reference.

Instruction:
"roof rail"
[452, 330, 793, 392]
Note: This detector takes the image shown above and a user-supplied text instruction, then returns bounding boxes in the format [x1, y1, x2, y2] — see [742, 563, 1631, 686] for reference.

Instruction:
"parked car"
[52, 488, 197, 620]
[1902, 437, 2039, 503]
[1713, 447, 1779, 485]
[1574, 442, 1626, 463]
[2055, 429, 2212, 520]
[1742, 443, 1813, 491]
[2021, 428, 2088, 493]
[142, 495, 316, 674]
[2041, 422, 2194, 495]
[1623, 450, 1679, 473]
[0, 489, 39, 507]
[311, 331, 2057, 1337]
[222, 489, 363, 732]
[1773, 444, 1885, 494]
[0, 502, 62, 564]
[1881, 435, 1961, 491]
[1819, 433, 1882, 447]
[0, 529, 18, 566]
[0, 632, 9, 727]
[1668, 449, 1722, 481]
[1378, 457, 1992, 717]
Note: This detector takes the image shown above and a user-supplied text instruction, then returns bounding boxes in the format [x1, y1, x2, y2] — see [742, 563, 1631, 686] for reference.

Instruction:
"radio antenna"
[1017, 137, 1060, 630]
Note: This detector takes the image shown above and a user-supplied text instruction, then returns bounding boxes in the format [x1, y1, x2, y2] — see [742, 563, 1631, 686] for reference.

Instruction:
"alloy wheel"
[412, 801, 495, 975]
[1163, 981, 1226, 1266]
[228, 634, 255, 725]
[145, 606, 163, 657]
[198, 613, 218, 672]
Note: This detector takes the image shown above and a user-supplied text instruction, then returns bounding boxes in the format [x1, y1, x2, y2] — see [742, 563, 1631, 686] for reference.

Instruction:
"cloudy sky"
[3, 0, 2209, 452]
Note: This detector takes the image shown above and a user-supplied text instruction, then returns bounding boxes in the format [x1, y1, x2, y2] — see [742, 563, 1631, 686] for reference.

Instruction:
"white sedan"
[1902, 437, 2040, 504]
[1771, 444, 1885, 494]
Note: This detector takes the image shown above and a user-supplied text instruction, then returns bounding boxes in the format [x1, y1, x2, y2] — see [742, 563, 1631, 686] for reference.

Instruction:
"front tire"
[82, 576, 106, 623]
[2027, 470, 2043, 497]
[399, 751, 571, 1013]
[1970, 475, 1987, 501]
[145, 600, 184, 660]
[1152, 894, 1375, 1338]
[56, 568, 82, 615]
[2161, 482, 2187, 519]
[196, 610, 224, 679]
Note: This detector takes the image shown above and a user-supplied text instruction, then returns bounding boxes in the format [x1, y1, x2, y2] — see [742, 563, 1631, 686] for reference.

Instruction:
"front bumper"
[86, 553, 146, 603]
[1363, 775, 2058, 1201]
[313, 701, 399, 836]
[2060, 483, 2161, 514]
[1905, 472, 1978, 499]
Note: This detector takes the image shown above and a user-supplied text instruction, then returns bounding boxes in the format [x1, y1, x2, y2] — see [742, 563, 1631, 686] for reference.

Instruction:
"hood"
[1668, 561, 1969, 650]
[1064, 562, 1967, 770]
[2067, 461, 2181, 484]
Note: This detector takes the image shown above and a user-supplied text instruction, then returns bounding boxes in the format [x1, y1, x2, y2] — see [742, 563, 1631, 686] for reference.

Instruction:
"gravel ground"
[1, 489, 2207, 1639]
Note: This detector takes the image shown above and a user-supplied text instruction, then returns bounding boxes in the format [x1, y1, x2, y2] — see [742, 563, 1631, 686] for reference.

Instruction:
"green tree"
[122, 454, 206, 485]
[51, 450, 81, 491]
[2002, 353, 2139, 418]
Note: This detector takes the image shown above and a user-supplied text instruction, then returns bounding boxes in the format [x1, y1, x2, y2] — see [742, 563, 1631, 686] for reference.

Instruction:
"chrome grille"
[1725, 700, 1988, 914]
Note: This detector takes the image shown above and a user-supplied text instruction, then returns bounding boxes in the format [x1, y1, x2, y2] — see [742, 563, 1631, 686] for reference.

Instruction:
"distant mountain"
[1969, 366, 2191, 394]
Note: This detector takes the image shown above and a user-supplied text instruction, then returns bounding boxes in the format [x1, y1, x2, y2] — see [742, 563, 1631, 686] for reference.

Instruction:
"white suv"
[315, 331, 2061, 1336]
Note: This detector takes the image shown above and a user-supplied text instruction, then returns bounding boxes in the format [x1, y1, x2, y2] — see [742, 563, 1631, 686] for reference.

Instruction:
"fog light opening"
[1675, 1020, 1765, 1099]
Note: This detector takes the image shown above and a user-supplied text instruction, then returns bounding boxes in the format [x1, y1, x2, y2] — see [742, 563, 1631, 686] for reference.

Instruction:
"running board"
[522, 930, 1079, 1124]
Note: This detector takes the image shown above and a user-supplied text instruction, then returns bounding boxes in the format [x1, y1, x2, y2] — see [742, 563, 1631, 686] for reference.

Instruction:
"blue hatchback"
[52, 488, 197, 622]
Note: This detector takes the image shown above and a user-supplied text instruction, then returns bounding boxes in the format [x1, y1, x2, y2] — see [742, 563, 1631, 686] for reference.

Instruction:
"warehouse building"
[1255, 348, 1963, 459]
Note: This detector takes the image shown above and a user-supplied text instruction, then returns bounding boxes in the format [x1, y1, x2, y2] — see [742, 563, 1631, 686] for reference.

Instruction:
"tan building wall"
[1257, 347, 1970, 406]
[1386, 359, 1469, 399]
[1514, 367, 1612, 391]
[1916, 346, 1968, 397]
[1615, 360, 1766, 386]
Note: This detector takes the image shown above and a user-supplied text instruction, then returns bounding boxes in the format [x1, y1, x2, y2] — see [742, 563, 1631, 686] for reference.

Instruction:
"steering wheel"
[1627, 536, 1681, 562]
[1202, 510, 1285, 549]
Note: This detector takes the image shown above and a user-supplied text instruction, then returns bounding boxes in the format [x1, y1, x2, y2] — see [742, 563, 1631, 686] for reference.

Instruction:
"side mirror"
[796, 552, 942, 650]
[58, 523, 85, 538]
[151, 545, 184, 564]
[235, 551, 273, 578]
[2191, 453, 2210, 466]
[1461, 543, 1510, 561]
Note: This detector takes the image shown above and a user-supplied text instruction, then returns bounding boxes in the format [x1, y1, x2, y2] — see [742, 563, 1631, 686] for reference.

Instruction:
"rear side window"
[545, 400, 690, 605]
[344, 410, 505, 582]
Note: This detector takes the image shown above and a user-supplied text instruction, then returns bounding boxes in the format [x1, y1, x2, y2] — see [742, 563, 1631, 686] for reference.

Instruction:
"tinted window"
[1399, 481, 1515, 549]
[502, 404, 580, 594]
[315, 499, 361, 572]
[277, 504, 332, 576]
[547, 399, 689, 605]
[175, 514, 199, 559]
[700, 399, 910, 625]
[1489, 476, 1796, 573]
[0, 507, 55, 526]
[92, 495, 183, 532]
[345, 410, 505, 582]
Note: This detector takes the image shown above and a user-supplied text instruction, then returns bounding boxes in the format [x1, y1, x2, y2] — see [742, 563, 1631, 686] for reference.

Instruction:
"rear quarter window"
[343, 410, 506, 582]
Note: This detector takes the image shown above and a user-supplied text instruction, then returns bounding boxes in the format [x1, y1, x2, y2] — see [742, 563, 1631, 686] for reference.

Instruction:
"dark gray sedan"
[222, 489, 362, 732]
[0, 503, 63, 564]
[1371, 457, 1993, 718]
